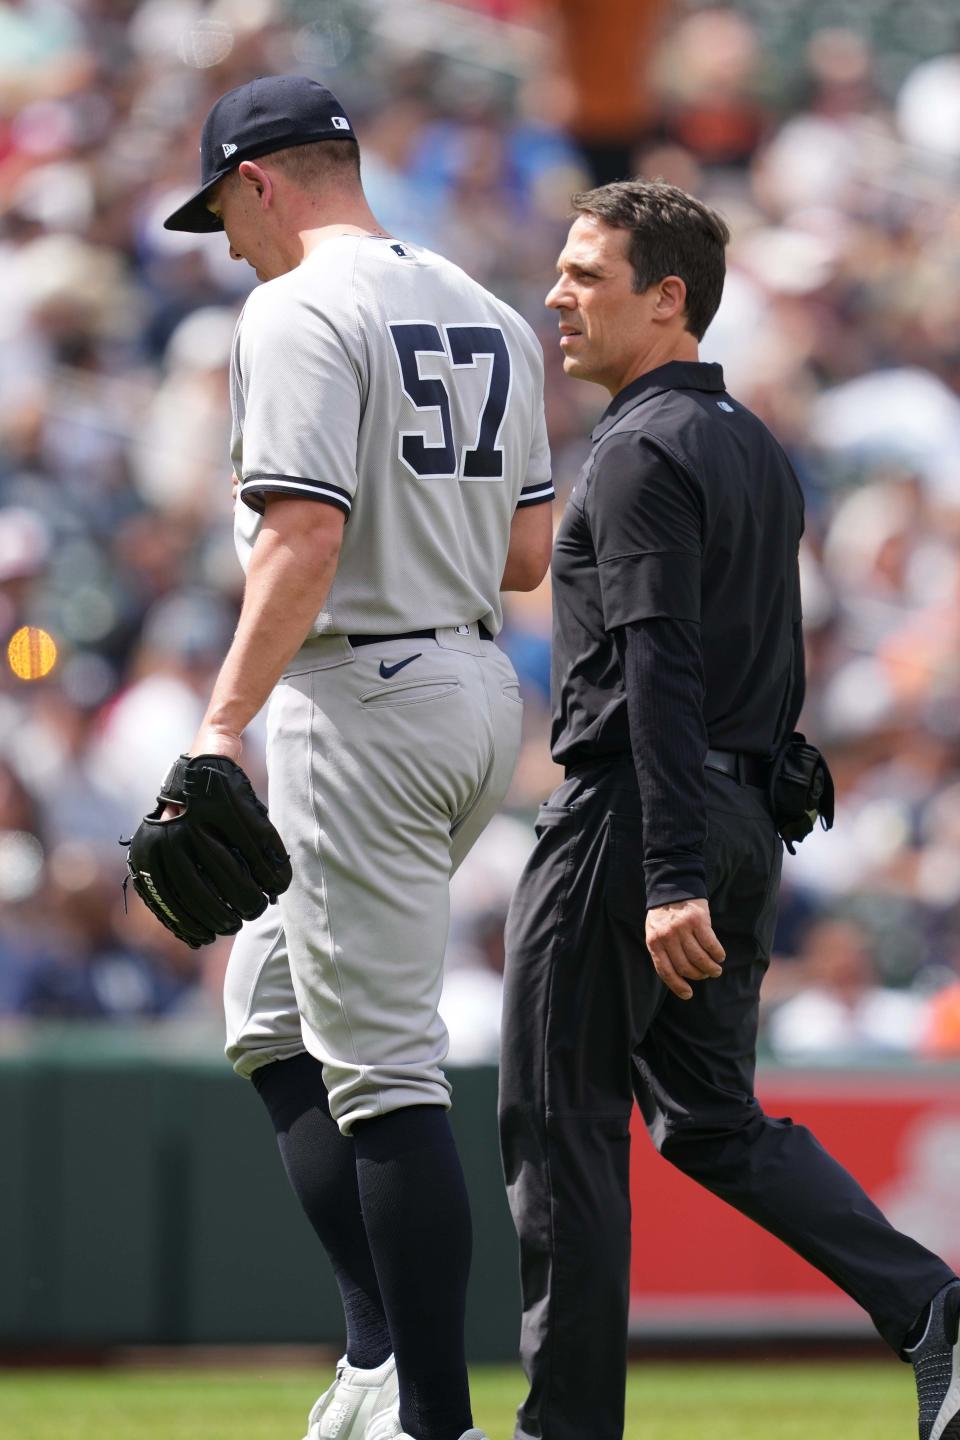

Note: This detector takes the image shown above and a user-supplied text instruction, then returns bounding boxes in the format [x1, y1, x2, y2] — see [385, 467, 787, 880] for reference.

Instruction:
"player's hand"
[645, 898, 725, 1001]
[160, 727, 243, 819]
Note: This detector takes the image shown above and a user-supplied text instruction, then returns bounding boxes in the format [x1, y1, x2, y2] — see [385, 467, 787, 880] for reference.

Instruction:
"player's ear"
[237, 160, 271, 207]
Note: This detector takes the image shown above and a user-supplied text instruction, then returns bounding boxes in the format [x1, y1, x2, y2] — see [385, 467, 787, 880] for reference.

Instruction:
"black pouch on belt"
[768, 732, 835, 854]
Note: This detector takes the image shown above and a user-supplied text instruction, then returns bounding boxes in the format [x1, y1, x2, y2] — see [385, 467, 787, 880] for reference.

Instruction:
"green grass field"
[0, 1361, 918, 1440]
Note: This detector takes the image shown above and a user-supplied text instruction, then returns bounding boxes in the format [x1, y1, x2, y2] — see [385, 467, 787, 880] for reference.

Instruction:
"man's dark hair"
[571, 179, 729, 340]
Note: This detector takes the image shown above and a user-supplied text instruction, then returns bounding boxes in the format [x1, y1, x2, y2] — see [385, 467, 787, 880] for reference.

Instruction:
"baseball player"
[159, 74, 553, 1440]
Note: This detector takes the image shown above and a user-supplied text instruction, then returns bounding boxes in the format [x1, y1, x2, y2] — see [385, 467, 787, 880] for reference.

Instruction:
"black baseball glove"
[124, 753, 292, 948]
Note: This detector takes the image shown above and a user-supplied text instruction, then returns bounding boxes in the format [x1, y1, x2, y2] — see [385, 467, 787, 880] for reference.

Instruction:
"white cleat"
[365, 1420, 487, 1440]
[302, 1353, 399, 1440]
[363, 1411, 401, 1440]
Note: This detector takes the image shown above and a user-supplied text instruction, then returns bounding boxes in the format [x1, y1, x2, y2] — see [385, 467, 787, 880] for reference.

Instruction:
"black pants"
[498, 759, 953, 1440]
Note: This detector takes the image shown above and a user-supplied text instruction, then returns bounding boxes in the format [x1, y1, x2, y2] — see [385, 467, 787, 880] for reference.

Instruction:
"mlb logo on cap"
[164, 74, 356, 234]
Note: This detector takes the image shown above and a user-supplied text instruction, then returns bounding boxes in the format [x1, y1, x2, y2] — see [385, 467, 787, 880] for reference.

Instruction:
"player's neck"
[260, 219, 393, 277]
[266, 186, 392, 269]
[300, 220, 392, 255]
[295, 194, 392, 264]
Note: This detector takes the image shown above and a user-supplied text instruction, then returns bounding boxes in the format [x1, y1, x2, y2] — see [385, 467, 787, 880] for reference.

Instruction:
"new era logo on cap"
[222, 142, 238, 158]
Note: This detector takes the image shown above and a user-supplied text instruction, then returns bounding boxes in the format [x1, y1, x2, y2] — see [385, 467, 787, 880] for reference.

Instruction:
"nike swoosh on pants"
[378, 653, 421, 679]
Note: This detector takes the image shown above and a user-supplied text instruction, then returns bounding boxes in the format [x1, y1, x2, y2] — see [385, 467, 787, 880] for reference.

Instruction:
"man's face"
[206, 171, 280, 283]
[546, 214, 661, 394]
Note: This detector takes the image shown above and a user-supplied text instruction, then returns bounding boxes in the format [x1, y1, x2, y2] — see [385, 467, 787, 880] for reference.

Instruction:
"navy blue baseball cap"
[164, 74, 356, 233]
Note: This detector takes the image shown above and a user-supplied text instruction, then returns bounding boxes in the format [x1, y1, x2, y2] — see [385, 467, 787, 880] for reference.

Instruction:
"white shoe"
[303, 1353, 399, 1440]
[363, 1411, 400, 1440]
[365, 1420, 487, 1440]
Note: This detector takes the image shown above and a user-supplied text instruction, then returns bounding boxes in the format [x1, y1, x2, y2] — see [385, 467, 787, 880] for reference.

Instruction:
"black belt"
[347, 623, 493, 647]
[565, 749, 769, 787]
[705, 748, 769, 788]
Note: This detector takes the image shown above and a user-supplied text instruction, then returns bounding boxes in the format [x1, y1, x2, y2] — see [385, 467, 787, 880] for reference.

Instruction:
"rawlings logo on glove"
[123, 753, 292, 948]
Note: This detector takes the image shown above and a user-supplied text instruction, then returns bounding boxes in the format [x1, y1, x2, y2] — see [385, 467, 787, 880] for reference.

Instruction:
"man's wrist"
[644, 865, 708, 911]
[190, 723, 243, 762]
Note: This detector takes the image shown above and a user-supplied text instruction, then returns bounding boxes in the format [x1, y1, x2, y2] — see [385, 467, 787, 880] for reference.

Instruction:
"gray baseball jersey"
[230, 234, 553, 635]
[224, 231, 552, 1128]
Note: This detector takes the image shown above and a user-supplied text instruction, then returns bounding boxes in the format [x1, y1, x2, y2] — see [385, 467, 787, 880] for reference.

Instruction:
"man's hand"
[189, 726, 243, 765]
[645, 897, 725, 1001]
[161, 727, 243, 819]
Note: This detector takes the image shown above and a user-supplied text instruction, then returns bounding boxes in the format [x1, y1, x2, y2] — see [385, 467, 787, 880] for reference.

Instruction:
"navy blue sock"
[252, 1054, 392, 1370]
[354, 1105, 473, 1440]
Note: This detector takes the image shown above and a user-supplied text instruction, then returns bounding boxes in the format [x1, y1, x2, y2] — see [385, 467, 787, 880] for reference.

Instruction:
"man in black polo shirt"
[498, 180, 960, 1440]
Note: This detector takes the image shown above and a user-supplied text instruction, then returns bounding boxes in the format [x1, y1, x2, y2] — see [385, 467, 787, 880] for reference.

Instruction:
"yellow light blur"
[7, 626, 58, 681]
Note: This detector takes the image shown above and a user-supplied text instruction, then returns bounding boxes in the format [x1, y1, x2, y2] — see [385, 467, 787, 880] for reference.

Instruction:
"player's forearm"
[199, 515, 341, 746]
[501, 551, 548, 590]
[501, 502, 553, 591]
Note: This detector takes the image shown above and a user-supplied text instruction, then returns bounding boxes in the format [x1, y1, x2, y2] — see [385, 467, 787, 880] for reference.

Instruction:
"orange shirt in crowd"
[922, 986, 960, 1058]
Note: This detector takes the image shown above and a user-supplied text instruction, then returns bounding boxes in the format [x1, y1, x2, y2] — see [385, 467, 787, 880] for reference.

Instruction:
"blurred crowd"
[1, 0, 960, 1065]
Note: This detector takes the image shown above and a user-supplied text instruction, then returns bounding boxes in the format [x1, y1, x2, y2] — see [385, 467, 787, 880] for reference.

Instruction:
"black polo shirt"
[550, 360, 805, 898]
